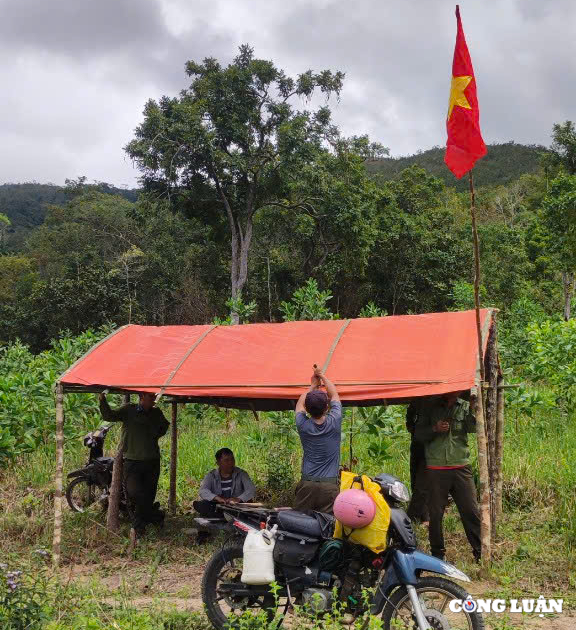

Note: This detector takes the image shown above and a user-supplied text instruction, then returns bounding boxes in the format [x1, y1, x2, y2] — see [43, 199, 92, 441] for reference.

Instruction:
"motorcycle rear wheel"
[201, 545, 282, 629]
[66, 478, 108, 513]
[380, 575, 484, 630]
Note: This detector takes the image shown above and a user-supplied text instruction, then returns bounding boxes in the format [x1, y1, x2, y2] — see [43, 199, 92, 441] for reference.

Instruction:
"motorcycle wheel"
[65, 478, 107, 513]
[201, 545, 282, 629]
[380, 576, 485, 630]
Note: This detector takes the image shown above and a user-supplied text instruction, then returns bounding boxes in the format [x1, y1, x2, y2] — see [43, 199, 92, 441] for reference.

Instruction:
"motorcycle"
[65, 425, 131, 517]
[201, 472, 484, 629]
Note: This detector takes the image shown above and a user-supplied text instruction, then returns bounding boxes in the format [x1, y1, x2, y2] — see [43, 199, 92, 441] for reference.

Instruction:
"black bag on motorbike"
[277, 511, 325, 538]
[273, 534, 319, 567]
[312, 511, 335, 539]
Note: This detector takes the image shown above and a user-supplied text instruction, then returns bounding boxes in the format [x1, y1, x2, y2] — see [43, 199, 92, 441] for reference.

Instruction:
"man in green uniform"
[414, 392, 481, 562]
[99, 391, 169, 538]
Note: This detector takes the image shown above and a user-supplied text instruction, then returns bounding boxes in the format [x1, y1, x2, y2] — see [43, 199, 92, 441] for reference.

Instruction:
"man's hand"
[433, 420, 450, 433]
[214, 496, 228, 505]
[311, 365, 323, 389]
[228, 497, 241, 504]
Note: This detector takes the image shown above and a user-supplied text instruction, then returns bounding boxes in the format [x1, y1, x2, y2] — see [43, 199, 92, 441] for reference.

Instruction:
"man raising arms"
[294, 366, 342, 514]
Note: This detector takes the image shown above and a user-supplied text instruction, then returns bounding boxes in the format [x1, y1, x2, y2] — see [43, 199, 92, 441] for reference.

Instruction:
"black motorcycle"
[66, 425, 130, 516]
[201, 472, 484, 630]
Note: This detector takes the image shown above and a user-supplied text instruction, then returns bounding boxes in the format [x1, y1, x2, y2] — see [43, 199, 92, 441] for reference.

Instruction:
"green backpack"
[318, 538, 344, 572]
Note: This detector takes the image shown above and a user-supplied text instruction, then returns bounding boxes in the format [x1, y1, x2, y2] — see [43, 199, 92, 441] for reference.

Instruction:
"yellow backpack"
[333, 471, 391, 554]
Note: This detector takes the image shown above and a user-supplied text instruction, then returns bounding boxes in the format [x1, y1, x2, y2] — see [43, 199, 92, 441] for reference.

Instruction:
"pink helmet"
[333, 488, 376, 528]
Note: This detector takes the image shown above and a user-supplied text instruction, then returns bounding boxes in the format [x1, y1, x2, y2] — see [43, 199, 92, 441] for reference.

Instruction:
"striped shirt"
[220, 478, 233, 498]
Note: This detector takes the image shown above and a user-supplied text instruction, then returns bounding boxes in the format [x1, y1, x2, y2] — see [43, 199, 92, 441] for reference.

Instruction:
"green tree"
[279, 278, 338, 321]
[0, 213, 10, 252]
[542, 174, 576, 319]
[125, 45, 344, 323]
[551, 120, 576, 175]
[367, 167, 470, 314]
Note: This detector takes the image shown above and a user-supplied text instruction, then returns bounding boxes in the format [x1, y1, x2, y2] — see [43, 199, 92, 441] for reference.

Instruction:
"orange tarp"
[59, 309, 493, 410]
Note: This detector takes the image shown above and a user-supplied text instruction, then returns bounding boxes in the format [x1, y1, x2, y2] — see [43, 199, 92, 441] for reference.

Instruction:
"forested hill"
[0, 182, 139, 245]
[366, 142, 545, 189]
[1, 143, 543, 237]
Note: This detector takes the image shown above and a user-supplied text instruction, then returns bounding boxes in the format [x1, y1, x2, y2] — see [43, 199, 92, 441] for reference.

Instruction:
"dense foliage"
[0, 329, 110, 464]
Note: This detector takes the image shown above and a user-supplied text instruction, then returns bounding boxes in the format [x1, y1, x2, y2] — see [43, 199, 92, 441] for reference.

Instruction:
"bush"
[0, 555, 50, 630]
[524, 318, 576, 407]
[0, 327, 113, 465]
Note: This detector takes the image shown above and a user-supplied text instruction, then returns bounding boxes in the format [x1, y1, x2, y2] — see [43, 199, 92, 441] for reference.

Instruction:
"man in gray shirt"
[194, 448, 256, 516]
[294, 366, 342, 514]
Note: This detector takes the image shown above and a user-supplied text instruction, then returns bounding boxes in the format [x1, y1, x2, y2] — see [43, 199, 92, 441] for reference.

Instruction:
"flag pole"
[468, 169, 492, 562]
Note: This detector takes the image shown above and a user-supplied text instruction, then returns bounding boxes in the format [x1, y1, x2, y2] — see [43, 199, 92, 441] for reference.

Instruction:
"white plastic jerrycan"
[241, 525, 278, 585]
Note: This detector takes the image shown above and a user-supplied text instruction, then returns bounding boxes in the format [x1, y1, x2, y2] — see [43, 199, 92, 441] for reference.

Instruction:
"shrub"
[0, 327, 113, 465]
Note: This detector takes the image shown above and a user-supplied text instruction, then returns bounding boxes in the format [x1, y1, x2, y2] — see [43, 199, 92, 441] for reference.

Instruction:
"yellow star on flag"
[447, 75, 472, 120]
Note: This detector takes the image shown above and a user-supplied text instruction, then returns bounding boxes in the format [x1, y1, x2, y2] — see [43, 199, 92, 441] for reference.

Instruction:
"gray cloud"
[1, 0, 575, 185]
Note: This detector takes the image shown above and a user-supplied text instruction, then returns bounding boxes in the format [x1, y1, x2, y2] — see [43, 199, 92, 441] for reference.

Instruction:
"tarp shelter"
[59, 309, 494, 407]
[53, 309, 503, 563]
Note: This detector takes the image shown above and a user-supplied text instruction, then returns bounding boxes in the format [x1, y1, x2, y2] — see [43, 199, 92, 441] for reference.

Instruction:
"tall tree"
[542, 174, 576, 319]
[125, 45, 344, 322]
[551, 121, 576, 175]
[0, 213, 10, 252]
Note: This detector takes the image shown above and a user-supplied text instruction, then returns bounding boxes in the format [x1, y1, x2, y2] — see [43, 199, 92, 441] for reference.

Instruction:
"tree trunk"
[169, 402, 178, 516]
[52, 383, 65, 567]
[229, 217, 254, 324]
[562, 271, 574, 321]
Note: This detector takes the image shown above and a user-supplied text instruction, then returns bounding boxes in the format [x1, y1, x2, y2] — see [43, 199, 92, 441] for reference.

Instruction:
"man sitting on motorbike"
[294, 365, 342, 514]
[99, 391, 169, 542]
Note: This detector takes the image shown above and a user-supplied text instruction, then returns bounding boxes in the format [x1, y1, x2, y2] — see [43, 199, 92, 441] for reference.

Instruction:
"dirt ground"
[65, 559, 574, 629]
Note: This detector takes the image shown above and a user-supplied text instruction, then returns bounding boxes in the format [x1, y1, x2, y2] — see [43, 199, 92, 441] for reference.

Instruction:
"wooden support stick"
[52, 383, 64, 568]
[106, 394, 129, 532]
[169, 402, 178, 515]
[494, 375, 505, 523]
[469, 170, 491, 562]
[475, 383, 492, 562]
[485, 325, 499, 535]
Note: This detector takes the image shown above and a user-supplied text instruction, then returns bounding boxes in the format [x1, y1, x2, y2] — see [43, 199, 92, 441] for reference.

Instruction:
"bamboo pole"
[469, 170, 491, 562]
[169, 402, 178, 515]
[52, 383, 64, 568]
[494, 375, 505, 523]
[106, 394, 129, 531]
[485, 326, 500, 534]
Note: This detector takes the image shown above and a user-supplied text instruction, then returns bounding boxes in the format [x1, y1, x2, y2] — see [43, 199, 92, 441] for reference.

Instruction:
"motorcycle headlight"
[389, 480, 411, 503]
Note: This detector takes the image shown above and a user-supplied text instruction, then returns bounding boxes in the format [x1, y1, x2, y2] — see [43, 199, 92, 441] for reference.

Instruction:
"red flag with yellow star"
[445, 5, 487, 178]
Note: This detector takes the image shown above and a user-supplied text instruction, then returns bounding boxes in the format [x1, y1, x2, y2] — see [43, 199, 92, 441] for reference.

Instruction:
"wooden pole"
[52, 383, 64, 568]
[106, 394, 129, 531]
[469, 172, 485, 384]
[169, 402, 178, 515]
[469, 170, 491, 562]
[494, 374, 505, 523]
[485, 325, 500, 534]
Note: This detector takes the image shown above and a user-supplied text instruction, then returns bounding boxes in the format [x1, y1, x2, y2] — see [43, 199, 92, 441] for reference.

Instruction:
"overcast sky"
[1, 0, 574, 187]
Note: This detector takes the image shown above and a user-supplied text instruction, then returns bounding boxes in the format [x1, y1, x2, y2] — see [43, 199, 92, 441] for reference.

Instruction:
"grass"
[1, 394, 576, 628]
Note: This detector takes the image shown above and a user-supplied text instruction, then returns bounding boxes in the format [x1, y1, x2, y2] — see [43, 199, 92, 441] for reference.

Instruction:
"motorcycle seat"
[94, 457, 114, 466]
[277, 510, 332, 539]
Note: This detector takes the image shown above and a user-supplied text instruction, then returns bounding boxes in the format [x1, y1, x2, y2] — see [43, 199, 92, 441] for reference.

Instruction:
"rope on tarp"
[321, 319, 352, 374]
[63, 379, 446, 392]
[155, 325, 217, 403]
